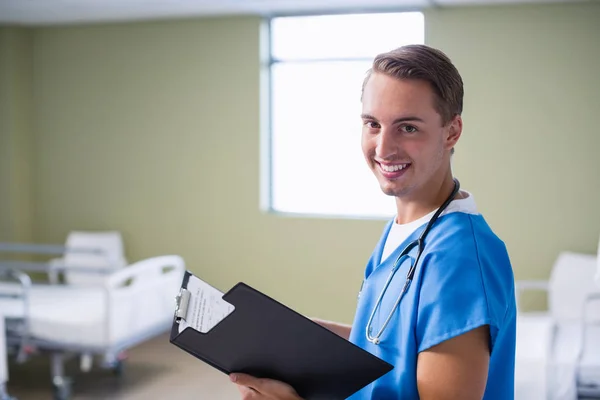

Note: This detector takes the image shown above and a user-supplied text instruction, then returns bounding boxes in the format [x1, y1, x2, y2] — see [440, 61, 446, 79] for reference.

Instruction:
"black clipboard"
[169, 271, 393, 400]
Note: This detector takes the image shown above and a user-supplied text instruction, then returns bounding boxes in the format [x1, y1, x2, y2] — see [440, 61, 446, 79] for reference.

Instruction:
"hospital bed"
[0, 234, 186, 400]
[0, 271, 16, 400]
[515, 250, 600, 400]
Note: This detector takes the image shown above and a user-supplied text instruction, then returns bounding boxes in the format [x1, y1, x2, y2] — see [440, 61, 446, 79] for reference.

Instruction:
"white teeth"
[381, 164, 408, 172]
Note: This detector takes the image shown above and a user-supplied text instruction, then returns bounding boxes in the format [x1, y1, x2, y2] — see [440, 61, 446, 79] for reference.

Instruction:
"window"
[262, 12, 425, 218]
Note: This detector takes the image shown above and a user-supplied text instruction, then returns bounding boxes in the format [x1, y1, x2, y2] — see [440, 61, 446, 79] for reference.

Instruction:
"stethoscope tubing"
[365, 179, 461, 345]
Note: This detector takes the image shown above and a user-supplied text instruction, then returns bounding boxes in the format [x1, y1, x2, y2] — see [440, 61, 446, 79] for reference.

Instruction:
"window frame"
[259, 10, 424, 220]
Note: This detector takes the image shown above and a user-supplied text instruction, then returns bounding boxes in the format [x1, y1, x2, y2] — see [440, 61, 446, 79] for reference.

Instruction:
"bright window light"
[265, 12, 425, 218]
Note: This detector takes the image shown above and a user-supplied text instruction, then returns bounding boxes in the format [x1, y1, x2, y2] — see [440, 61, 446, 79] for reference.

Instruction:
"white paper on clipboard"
[178, 275, 235, 334]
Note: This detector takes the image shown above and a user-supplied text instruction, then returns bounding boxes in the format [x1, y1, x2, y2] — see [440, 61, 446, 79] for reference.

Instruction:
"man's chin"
[379, 181, 411, 198]
[380, 184, 401, 197]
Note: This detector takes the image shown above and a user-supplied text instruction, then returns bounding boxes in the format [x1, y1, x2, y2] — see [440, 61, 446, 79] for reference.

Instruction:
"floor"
[7, 336, 600, 400]
[5, 333, 240, 400]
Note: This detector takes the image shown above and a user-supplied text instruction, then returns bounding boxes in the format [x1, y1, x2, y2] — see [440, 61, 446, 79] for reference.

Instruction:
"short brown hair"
[361, 44, 464, 126]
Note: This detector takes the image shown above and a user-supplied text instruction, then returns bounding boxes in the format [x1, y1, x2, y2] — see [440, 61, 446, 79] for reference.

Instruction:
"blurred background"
[0, 0, 599, 398]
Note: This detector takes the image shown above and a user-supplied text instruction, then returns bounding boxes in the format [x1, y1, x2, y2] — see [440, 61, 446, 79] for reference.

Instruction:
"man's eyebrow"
[360, 113, 378, 121]
[360, 114, 425, 124]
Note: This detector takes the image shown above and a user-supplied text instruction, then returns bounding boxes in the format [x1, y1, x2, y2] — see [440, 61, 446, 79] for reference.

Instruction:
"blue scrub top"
[348, 212, 516, 400]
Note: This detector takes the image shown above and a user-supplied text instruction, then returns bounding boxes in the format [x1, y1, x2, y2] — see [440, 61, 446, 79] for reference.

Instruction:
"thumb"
[230, 373, 262, 389]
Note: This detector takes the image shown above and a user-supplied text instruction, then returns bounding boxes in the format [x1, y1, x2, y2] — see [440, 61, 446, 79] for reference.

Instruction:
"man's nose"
[375, 129, 396, 159]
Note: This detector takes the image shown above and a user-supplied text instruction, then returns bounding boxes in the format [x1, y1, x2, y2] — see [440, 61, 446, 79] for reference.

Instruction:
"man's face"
[361, 72, 460, 198]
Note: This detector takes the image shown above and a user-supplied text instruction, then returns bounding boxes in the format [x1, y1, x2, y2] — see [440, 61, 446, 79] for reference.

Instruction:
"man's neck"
[394, 175, 458, 225]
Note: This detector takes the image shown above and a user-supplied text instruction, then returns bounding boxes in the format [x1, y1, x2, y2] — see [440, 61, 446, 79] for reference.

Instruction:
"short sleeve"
[415, 249, 498, 353]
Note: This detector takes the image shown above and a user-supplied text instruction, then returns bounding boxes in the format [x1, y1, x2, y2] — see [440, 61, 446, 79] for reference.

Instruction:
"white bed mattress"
[516, 315, 600, 399]
[0, 316, 7, 384]
[515, 314, 553, 400]
[1, 283, 117, 348]
[578, 325, 600, 389]
[549, 323, 600, 398]
[1, 255, 183, 354]
[0, 282, 170, 349]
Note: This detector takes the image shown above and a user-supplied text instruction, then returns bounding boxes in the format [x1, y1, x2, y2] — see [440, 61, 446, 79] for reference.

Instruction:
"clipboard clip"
[175, 288, 191, 322]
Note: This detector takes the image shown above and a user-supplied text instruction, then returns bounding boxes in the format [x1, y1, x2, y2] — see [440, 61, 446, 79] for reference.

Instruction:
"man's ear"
[445, 114, 462, 151]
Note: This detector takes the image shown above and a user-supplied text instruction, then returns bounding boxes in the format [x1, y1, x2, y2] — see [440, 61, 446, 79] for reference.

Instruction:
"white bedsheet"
[578, 325, 600, 390]
[0, 316, 7, 385]
[1, 284, 126, 348]
[551, 323, 600, 397]
[0, 255, 184, 351]
[548, 323, 580, 400]
[516, 314, 600, 400]
[515, 314, 553, 400]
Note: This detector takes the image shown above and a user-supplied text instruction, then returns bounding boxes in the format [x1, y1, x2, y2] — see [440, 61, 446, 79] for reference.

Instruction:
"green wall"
[1, 2, 599, 322]
[427, 4, 600, 285]
[0, 27, 33, 244]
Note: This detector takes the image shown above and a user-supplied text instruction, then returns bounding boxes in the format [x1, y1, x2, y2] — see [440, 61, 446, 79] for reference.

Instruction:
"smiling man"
[231, 44, 517, 400]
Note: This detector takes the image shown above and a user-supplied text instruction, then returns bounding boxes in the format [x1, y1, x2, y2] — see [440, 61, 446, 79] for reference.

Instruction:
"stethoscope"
[365, 178, 461, 345]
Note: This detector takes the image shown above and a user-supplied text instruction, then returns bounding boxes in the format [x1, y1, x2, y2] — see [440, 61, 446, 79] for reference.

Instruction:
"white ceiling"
[0, 0, 588, 26]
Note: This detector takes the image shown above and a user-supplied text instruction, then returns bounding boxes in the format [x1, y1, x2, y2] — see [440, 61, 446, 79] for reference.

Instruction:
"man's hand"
[230, 373, 304, 400]
[310, 318, 352, 340]
[417, 325, 490, 400]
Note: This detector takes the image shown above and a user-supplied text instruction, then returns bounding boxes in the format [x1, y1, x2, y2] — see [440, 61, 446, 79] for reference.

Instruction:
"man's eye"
[365, 121, 380, 129]
[402, 125, 418, 133]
